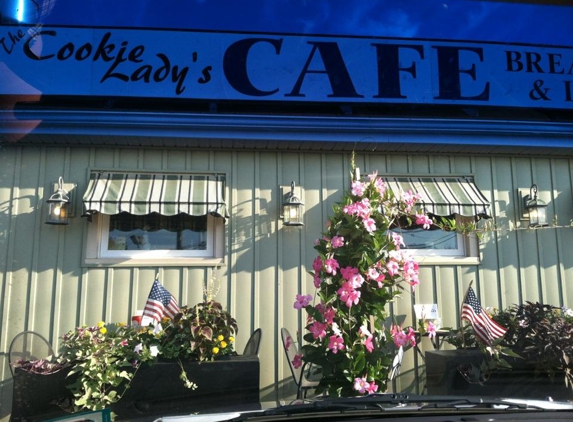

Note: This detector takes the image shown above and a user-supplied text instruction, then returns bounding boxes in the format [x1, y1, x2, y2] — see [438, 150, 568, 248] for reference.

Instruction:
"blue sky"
[3, 0, 572, 47]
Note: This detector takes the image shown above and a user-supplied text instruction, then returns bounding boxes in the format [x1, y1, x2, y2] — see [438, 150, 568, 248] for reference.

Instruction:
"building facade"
[2, 1, 573, 418]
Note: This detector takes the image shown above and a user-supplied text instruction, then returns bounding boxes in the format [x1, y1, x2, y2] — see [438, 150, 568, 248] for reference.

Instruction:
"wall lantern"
[281, 181, 304, 226]
[46, 177, 71, 225]
[523, 184, 548, 228]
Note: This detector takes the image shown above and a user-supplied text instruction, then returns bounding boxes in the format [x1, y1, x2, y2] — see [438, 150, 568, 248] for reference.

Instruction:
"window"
[390, 216, 479, 262]
[392, 225, 464, 257]
[104, 213, 213, 257]
[382, 176, 489, 264]
[82, 171, 227, 266]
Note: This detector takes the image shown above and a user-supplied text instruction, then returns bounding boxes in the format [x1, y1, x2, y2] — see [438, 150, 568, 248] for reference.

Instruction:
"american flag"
[461, 287, 506, 346]
[143, 279, 180, 323]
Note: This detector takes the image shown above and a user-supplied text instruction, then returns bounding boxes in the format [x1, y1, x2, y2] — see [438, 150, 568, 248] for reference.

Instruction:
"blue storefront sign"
[2, 0, 573, 110]
[2, 25, 573, 109]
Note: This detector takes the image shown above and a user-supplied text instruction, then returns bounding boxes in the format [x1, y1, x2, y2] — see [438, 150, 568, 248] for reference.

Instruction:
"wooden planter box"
[425, 350, 572, 401]
[11, 355, 261, 422]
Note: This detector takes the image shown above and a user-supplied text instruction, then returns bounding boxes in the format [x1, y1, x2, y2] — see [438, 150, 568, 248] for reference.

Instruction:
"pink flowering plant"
[294, 169, 434, 396]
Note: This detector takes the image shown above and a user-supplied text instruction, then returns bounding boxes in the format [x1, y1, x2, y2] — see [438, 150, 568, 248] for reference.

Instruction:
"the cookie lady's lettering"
[23, 30, 193, 95]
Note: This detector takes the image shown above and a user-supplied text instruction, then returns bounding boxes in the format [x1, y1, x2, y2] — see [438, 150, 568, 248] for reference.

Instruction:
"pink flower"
[324, 258, 340, 275]
[405, 327, 417, 346]
[285, 335, 292, 350]
[341, 266, 360, 281]
[351, 181, 366, 197]
[427, 321, 437, 339]
[337, 281, 361, 308]
[366, 381, 379, 394]
[386, 260, 400, 276]
[313, 274, 322, 288]
[402, 259, 420, 290]
[401, 190, 420, 212]
[331, 236, 345, 248]
[367, 267, 381, 281]
[292, 353, 303, 369]
[367, 171, 378, 182]
[391, 324, 417, 348]
[309, 321, 328, 340]
[392, 331, 408, 347]
[391, 232, 405, 249]
[353, 376, 369, 394]
[328, 335, 345, 353]
[348, 273, 365, 289]
[353, 376, 378, 394]
[364, 335, 374, 353]
[312, 256, 323, 272]
[358, 198, 371, 218]
[374, 178, 386, 196]
[363, 217, 376, 233]
[322, 307, 336, 324]
[416, 213, 433, 230]
[294, 294, 313, 310]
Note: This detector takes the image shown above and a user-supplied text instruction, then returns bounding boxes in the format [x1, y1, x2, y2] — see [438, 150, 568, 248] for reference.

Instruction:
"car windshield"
[2, 1, 573, 422]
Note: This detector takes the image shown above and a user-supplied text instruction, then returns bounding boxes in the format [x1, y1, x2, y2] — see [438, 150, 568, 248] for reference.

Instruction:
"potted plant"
[292, 167, 437, 396]
[426, 302, 573, 400]
[11, 299, 259, 421]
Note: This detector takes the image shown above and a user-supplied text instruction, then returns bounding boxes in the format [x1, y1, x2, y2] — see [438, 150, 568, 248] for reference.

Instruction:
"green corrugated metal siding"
[1, 145, 573, 419]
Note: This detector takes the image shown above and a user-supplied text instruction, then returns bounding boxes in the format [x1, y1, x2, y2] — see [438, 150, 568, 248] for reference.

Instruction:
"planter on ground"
[425, 350, 572, 401]
[11, 355, 260, 422]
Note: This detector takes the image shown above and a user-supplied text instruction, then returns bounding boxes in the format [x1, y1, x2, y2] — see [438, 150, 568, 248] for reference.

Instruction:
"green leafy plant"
[293, 168, 436, 396]
[446, 302, 573, 387]
[34, 298, 238, 412]
[58, 322, 157, 411]
[159, 301, 238, 362]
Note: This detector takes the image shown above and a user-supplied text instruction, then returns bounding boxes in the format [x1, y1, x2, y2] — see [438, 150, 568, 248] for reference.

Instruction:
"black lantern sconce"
[522, 184, 548, 228]
[46, 177, 75, 225]
[281, 181, 304, 226]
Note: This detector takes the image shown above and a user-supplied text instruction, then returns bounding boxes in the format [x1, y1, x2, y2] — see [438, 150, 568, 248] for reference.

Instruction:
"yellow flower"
[97, 321, 105, 328]
[100, 327, 107, 335]
[220, 341, 227, 349]
[228, 336, 235, 343]
[117, 322, 127, 327]
[212, 346, 220, 355]
[217, 334, 224, 341]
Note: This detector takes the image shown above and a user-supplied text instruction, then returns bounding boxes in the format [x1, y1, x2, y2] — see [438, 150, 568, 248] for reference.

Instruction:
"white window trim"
[413, 231, 480, 266]
[100, 215, 215, 258]
[397, 216, 481, 266]
[83, 213, 226, 267]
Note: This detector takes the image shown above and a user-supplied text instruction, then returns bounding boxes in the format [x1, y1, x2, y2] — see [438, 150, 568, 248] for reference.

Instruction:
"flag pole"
[460, 280, 474, 349]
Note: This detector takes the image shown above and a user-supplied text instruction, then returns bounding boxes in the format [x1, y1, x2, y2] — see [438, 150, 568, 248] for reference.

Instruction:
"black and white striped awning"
[82, 171, 228, 218]
[382, 176, 491, 218]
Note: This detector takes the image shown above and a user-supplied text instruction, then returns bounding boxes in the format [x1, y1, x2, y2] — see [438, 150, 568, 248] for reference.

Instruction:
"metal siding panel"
[107, 268, 135, 324]
[492, 157, 522, 306]
[536, 158, 561, 305]
[552, 159, 573, 306]
[232, 153, 256, 346]
[436, 266, 460, 330]
[0, 148, 19, 357]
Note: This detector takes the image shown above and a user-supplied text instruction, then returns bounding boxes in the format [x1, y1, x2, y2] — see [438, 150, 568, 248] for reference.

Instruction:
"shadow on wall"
[0, 356, 14, 420]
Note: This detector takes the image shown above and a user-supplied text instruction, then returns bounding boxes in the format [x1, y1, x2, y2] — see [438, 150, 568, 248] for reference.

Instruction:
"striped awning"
[82, 171, 228, 218]
[382, 176, 490, 218]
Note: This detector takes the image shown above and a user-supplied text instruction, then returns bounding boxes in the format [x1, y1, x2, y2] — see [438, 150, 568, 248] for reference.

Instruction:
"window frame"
[394, 215, 481, 265]
[83, 213, 226, 267]
[100, 213, 215, 258]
